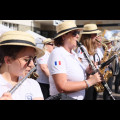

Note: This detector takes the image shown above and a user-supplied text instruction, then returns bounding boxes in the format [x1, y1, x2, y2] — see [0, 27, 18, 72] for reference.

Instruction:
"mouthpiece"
[76, 41, 81, 47]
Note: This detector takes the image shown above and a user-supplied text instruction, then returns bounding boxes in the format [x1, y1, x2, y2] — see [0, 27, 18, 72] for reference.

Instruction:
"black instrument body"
[77, 41, 116, 100]
[45, 93, 77, 100]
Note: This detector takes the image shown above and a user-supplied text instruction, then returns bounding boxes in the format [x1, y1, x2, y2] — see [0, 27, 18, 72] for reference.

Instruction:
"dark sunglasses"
[46, 43, 54, 46]
[71, 30, 80, 37]
[27, 56, 37, 66]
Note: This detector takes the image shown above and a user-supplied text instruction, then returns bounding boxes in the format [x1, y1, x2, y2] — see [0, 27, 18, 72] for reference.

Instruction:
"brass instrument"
[28, 62, 39, 80]
[29, 72, 39, 80]
[104, 70, 113, 82]
[107, 41, 120, 59]
[107, 42, 120, 76]
[77, 41, 115, 100]
[94, 39, 113, 92]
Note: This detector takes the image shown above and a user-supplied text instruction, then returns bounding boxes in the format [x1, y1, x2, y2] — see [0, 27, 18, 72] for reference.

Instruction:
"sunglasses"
[46, 43, 54, 46]
[27, 56, 37, 66]
[71, 30, 80, 37]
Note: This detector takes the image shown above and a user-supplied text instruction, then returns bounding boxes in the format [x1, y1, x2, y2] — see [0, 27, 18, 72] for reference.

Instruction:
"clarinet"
[77, 41, 115, 100]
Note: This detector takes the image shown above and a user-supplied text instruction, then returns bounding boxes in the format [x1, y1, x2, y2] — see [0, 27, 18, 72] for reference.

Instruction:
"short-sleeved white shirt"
[77, 46, 94, 69]
[48, 47, 86, 100]
[36, 51, 50, 84]
[94, 48, 104, 62]
[0, 75, 43, 100]
[102, 48, 112, 72]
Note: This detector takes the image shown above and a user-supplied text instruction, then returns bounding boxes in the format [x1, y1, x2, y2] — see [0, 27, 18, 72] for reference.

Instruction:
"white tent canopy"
[0, 24, 14, 36]
[26, 30, 47, 49]
[104, 30, 120, 41]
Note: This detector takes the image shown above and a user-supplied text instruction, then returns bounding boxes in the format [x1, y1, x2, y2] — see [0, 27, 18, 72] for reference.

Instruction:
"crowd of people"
[0, 20, 120, 100]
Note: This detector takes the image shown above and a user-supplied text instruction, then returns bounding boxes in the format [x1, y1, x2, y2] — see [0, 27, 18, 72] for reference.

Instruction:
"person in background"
[77, 24, 102, 100]
[102, 38, 114, 100]
[93, 34, 103, 65]
[0, 31, 44, 100]
[36, 38, 54, 99]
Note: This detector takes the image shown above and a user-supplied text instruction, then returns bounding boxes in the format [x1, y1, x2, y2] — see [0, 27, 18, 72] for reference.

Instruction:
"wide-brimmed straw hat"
[42, 38, 54, 44]
[0, 31, 45, 58]
[102, 37, 112, 44]
[54, 21, 82, 39]
[81, 24, 101, 34]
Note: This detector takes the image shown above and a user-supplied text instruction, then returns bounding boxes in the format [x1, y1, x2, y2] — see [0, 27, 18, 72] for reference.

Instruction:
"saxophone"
[29, 72, 39, 80]
[77, 41, 115, 100]
[94, 39, 113, 92]
[28, 63, 39, 80]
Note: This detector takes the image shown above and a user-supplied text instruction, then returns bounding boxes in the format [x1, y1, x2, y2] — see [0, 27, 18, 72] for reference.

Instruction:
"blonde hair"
[80, 34, 96, 55]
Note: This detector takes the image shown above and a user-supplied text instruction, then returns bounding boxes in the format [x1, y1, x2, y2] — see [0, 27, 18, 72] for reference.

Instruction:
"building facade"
[0, 20, 120, 38]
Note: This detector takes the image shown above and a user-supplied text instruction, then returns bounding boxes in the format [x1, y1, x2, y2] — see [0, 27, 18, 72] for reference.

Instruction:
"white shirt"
[36, 51, 50, 84]
[0, 75, 43, 100]
[94, 48, 104, 62]
[48, 47, 86, 100]
[100, 47, 104, 55]
[77, 46, 94, 69]
[101, 48, 112, 72]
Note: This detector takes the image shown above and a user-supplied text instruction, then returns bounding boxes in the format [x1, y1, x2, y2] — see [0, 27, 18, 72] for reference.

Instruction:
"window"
[2, 22, 18, 30]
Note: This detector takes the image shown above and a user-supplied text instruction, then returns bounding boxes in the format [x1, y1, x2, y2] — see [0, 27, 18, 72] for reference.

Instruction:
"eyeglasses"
[46, 43, 54, 46]
[71, 30, 80, 37]
[27, 56, 37, 66]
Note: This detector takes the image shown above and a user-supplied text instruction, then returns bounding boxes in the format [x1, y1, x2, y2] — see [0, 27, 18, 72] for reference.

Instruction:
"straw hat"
[81, 24, 101, 34]
[54, 21, 82, 39]
[0, 31, 45, 58]
[42, 38, 54, 44]
[102, 37, 112, 44]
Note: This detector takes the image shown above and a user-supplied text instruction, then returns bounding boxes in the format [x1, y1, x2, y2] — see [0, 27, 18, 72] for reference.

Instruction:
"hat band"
[0, 40, 35, 46]
[83, 29, 98, 32]
[57, 27, 78, 35]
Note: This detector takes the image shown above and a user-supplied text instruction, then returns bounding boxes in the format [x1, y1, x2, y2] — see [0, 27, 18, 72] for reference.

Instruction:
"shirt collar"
[46, 50, 50, 55]
[0, 74, 20, 86]
[0, 74, 11, 86]
[59, 47, 86, 70]
[60, 46, 76, 56]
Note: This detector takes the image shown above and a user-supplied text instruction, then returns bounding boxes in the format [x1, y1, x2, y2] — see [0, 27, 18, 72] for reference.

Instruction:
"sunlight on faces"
[91, 34, 97, 42]
[9, 47, 36, 77]
[91, 33, 102, 49]
[96, 36, 102, 48]
[45, 42, 54, 53]
[63, 30, 80, 49]
[106, 42, 112, 49]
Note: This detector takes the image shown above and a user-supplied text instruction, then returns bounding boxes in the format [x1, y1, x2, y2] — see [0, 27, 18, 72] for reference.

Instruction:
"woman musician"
[102, 38, 118, 100]
[0, 31, 45, 100]
[76, 24, 104, 100]
[48, 21, 102, 100]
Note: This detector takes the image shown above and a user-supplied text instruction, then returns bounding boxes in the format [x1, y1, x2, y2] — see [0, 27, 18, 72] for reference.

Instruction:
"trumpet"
[9, 67, 36, 95]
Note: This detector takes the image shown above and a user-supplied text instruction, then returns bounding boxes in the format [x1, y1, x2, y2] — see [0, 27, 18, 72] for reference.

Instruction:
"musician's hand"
[86, 62, 97, 75]
[87, 72, 102, 87]
[0, 92, 13, 100]
[86, 65, 93, 75]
